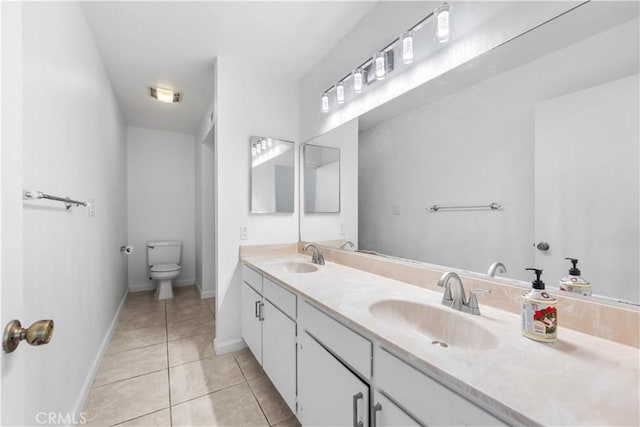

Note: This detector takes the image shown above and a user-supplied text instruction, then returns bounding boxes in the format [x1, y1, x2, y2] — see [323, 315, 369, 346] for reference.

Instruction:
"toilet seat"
[151, 263, 181, 273]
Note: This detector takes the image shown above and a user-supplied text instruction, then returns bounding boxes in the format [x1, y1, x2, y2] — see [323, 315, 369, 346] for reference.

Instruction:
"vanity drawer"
[376, 348, 505, 426]
[301, 301, 371, 380]
[263, 277, 296, 319]
[242, 264, 263, 294]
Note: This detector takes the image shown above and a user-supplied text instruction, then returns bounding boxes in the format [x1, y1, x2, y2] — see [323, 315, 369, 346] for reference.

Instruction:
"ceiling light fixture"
[319, 3, 450, 113]
[148, 86, 181, 103]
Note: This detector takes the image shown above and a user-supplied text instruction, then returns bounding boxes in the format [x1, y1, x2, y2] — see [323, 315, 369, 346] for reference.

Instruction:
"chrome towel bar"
[23, 190, 87, 210]
[429, 202, 501, 212]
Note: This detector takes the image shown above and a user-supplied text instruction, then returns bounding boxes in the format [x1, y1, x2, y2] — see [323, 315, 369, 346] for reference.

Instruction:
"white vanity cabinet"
[298, 301, 372, 427]
[375, 347, 507, 427]
[371, 392, 420, 427]
[240, 265, 297, 413]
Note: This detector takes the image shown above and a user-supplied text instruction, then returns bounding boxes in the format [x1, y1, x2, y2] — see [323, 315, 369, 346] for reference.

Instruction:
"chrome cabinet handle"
[258, 302, 265, 321]
[372, 403, 382, 427]
[254, 300, 261, 318]
[352, 392, 363, 427]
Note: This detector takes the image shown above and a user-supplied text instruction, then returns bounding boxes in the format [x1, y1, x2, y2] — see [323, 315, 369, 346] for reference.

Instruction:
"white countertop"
[242, 254, 640, 426]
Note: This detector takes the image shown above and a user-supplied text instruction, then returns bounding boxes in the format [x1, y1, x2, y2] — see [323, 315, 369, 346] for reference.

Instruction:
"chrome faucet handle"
[467, 288, 491, 315]
[315, 251, 325, 265]
[302, 243, 325, 265]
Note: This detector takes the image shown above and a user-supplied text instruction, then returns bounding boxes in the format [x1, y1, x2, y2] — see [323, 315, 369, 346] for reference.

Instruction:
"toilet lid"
[151, 263, 181, 272]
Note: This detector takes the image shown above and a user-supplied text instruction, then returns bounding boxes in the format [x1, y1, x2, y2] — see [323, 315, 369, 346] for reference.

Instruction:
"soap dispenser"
[559, 257, 591, 296]
[521, 268, 557, 342]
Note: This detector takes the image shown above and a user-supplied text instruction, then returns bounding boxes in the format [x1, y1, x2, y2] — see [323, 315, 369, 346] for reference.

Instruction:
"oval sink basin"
[272, 261, 319, 274]
[369, 300, 498, 351]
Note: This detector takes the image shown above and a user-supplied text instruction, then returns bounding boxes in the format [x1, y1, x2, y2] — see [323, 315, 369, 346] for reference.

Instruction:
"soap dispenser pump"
[521, 268, 557, 342]
[559, 257, 591, 296]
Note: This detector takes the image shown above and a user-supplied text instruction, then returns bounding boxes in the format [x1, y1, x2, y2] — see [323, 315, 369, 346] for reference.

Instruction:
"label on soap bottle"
[521, 292, 557, 342]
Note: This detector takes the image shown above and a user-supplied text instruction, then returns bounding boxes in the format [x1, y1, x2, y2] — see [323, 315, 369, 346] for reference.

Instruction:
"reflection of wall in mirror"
[305, 161, 339, 212]
[252, 151, 294, 213]
[357, 18, 638, 294]
[300, 119, 358, 244]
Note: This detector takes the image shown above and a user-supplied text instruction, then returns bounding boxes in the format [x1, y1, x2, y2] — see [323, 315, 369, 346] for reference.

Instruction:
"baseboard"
[71, 289, 128, 418]
[200, 290, 215, 299]
[129, 278, 195, 292]
[213, 337, 246, 355]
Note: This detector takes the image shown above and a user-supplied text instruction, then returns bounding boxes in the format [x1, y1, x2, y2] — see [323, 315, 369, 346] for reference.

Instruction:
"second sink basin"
[369, 300, 498, 351]
[272, 261, 319, 274]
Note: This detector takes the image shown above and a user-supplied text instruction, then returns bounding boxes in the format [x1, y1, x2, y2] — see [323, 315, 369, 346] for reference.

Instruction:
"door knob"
[536, 242, 550, 251]
[3, 319, 54, 353]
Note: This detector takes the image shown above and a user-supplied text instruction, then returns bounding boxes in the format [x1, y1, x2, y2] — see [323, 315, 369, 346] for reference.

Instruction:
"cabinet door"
[372, 392, 420, 427]
[298, 331, 369, 427]
[241, 281, 262, 363]
[262, 300, 296, 413]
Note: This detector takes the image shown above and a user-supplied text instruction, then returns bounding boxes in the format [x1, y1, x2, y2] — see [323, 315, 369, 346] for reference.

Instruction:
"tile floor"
[82, 286, 300, 427]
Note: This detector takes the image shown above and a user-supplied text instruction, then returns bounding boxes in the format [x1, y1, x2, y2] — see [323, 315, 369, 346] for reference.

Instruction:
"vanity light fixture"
[319, 2, 451, 113]
[148, 86, 181, 103]
[336, 82, 345, 104]
[252, 144, 257, 156]
[261, 138, 267, 150]
[373, 52, 387, 80]
[267, 138, 273, 147]
[321, 92, 330, 113]
[434, 3, 451, 43]
[400, 31, 414, 64]
[352, 68, 364, 93]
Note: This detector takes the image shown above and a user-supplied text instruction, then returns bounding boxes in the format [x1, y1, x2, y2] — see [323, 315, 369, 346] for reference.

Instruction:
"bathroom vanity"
[240, 249, 639, 427]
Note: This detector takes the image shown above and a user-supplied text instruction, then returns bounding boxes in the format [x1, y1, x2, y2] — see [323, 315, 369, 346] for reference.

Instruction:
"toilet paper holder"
[120, 245, 133, 254]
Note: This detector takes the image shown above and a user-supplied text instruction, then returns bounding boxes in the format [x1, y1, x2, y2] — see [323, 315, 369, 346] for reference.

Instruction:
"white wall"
[358, 18, 639, 282]
[214, 55, 299, 354]
[127, 126, 196, 290]
[14, 2, 127, 424]
[195, 127, 216, 298]
[300, 119, 358, 245]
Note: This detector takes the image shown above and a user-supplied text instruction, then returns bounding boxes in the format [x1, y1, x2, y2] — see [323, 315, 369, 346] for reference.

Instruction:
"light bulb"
[336, 82, 345, 104]
[261, 139, 266, 150]
[374, 52, 386, 80]
[352, 68, 363, 93]
[400, 31, 414, 64]
[267, 138, 273, 147]
[434, 3, 450, 43]
[257, 143, 262, 154]
[321, 93, 329, 113]
[252, 144, 256, 156]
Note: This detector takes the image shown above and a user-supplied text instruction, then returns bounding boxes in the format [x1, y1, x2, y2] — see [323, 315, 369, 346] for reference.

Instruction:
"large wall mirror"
[303, 144, 341, 213]
[299, 2, 639, 305]
[250, 136, 295, 214]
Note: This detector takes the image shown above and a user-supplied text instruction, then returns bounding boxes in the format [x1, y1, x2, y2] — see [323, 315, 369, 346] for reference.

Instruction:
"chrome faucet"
[437, 271, 490, 315]
[302, 243, 325, 265]
[340, 241, 355, 250]
[487, 261, 507, 277]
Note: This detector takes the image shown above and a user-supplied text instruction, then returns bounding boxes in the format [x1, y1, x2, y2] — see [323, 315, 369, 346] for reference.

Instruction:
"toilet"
[147, 240, 182, 300]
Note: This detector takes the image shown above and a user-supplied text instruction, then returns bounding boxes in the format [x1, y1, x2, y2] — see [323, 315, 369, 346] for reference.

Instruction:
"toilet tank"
[147, 240, 182, 266]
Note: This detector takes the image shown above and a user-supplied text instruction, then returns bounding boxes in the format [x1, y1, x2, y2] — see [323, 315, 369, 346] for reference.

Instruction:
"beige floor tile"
[107, 323, 167, 354]
[116, 309, 166, 334]
[248, 375, 293, 425]
[234, 348, 266, 381]
[121, 299, 166, 315]
[127, 290, 159, 306]
[168, 332, 215, 367]
[166, 303, 213, 324]
[171, 383, 269, 427]
[114, 408, 171, 427]
[167, 310, 214, 341]
[83, 371, 169, 426]
[93, 343, 167, 387]
[205, 299, 216, 318]
[169, 354, 245, 404]
[166, 297, 209, 314]
[272, 415, 302, 427]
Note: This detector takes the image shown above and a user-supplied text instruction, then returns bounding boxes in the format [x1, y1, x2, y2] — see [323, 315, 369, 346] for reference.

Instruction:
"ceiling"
[81, 1, 377, 135]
